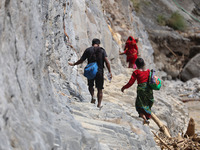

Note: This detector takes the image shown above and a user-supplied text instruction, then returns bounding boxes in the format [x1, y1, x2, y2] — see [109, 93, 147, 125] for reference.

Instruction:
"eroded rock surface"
[0, 0, 198, 149]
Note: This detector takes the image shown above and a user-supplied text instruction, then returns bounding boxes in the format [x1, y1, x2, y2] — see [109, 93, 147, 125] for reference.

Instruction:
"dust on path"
[187, 102, 200, 130]
[103, 69, 200, 132]
[103, 69, 136, 106]
[102, 68, 159, 129]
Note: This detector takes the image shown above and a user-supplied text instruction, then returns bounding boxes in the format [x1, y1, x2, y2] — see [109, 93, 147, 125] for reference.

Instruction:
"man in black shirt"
[69, 38, 112, 108]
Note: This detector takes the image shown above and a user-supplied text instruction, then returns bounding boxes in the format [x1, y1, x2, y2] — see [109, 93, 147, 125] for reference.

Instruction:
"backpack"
[148, 69, 161, 90]
[83, 47, 99, 80]
[84, 62, 98, 80]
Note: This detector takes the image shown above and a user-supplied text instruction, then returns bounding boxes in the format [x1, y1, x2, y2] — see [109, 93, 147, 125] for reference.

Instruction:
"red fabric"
[124, 36, 138, 64]
[123, 69, 150, 89]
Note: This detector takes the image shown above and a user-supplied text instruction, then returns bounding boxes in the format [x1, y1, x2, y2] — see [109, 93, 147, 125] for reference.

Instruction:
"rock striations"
[0, 0, 198, 150]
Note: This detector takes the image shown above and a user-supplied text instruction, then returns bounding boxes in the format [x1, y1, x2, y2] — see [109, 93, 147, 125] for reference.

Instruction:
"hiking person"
[119, 36, 139, 69]
[68, 38, 112, 108]
[121, 58, 154, 125]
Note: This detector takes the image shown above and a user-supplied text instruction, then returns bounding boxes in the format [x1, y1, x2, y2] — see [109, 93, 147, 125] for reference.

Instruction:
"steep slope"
[0, 0, 194, 150]
[133, 0, 200, 80]
[0, 0, 99, 149]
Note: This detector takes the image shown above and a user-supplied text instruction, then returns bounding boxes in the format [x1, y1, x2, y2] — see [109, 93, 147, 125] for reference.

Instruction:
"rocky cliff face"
[0, 0, 196, 149]
[0, 0, 99, 149]
[134, 0, 200, 80]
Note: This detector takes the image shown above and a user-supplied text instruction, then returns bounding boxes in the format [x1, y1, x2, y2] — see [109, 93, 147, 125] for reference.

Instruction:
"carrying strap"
[149, 69, 155, 84]
[89, 47, 97, 63]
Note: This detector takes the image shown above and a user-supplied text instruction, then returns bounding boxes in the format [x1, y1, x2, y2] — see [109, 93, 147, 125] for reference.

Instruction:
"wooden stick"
[181, 98, 200, 103]
[185, 118, 195, 137]
[179, 93, 193, 97]
[151, 113, 171, 138]
[152, 131, 172, 150]
[164, 44, 177, 57]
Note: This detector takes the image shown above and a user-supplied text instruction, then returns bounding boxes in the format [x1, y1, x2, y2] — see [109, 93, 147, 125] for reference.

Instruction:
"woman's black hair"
[129, 36, 133, 41]
[135, 58, 145, 69]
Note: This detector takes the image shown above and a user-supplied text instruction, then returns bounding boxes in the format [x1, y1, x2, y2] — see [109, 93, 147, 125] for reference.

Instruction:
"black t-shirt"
[80, 46, 107, 73]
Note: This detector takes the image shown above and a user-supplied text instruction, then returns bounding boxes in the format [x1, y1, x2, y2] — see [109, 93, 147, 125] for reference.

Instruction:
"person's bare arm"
[120, 47, 128, 55]
[104, 57, 112, 79]
[68, 59, 84, 66]
[119, 51, 126, 55]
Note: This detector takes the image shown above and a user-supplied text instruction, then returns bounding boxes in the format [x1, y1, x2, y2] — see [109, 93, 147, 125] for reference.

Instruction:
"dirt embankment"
[134, 0, 200, 81]
[101, 0, 200, 81]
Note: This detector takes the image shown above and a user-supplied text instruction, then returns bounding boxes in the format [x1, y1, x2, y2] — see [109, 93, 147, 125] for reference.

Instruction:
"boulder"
[189, 45, 200, 58]
[181, 53, 200, 81]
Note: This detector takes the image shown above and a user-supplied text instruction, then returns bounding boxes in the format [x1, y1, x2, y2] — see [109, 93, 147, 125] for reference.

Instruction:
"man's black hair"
[135, 58, 145, 69]
[92, 38, 100, 46]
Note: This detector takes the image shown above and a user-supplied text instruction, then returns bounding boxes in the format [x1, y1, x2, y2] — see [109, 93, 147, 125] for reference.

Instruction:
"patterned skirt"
[136, 82, 154, 119]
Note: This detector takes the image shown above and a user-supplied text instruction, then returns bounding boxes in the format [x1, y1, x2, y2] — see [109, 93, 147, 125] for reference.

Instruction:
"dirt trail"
[68, 68, 161, 149]
[102, 68, 159, 129]
[103, 68, 200, 132]
[103, 69, 136, 105]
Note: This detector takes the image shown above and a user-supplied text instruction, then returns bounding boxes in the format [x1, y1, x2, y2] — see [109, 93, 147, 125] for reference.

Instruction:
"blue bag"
[84, 62, 98, 80]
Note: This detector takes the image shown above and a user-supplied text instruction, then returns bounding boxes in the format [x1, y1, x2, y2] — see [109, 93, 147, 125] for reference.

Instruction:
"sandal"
[91, 98, 96, 104]
[97, 105, 103, 110]
[143, 120, 150, 125]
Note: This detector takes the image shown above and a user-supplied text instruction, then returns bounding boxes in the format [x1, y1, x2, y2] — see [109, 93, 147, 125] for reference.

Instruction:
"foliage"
[167, 12, 186, 31]
[143, 1, 151, 6]
[130, 0, 151, 13]
[157, 15, 167, 26]
[130, 0, 140, 12]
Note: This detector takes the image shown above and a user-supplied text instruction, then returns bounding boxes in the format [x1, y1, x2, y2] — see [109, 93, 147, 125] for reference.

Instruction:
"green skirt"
[136, 82, 154, 119]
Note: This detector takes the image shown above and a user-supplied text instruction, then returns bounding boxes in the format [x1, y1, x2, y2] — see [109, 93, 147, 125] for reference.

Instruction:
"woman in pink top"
[121, 58, 154, 125]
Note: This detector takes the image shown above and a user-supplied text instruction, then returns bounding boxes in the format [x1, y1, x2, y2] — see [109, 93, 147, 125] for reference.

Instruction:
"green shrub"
[130, 0, 140, 12]
[157, 15, 167, 26]
[143, 1, 151, 6]
[167, 12, 186, 31]
[130, 0, 151, 13]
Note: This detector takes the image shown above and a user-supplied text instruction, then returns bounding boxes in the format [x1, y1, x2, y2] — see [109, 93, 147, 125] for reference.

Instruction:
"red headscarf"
[125, 36, 137, 45]
[124, 36, 138, 55]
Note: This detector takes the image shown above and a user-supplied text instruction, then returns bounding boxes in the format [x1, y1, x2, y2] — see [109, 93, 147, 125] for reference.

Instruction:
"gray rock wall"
[0, 0, 100, 149]
[0, 0, 191, 149]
